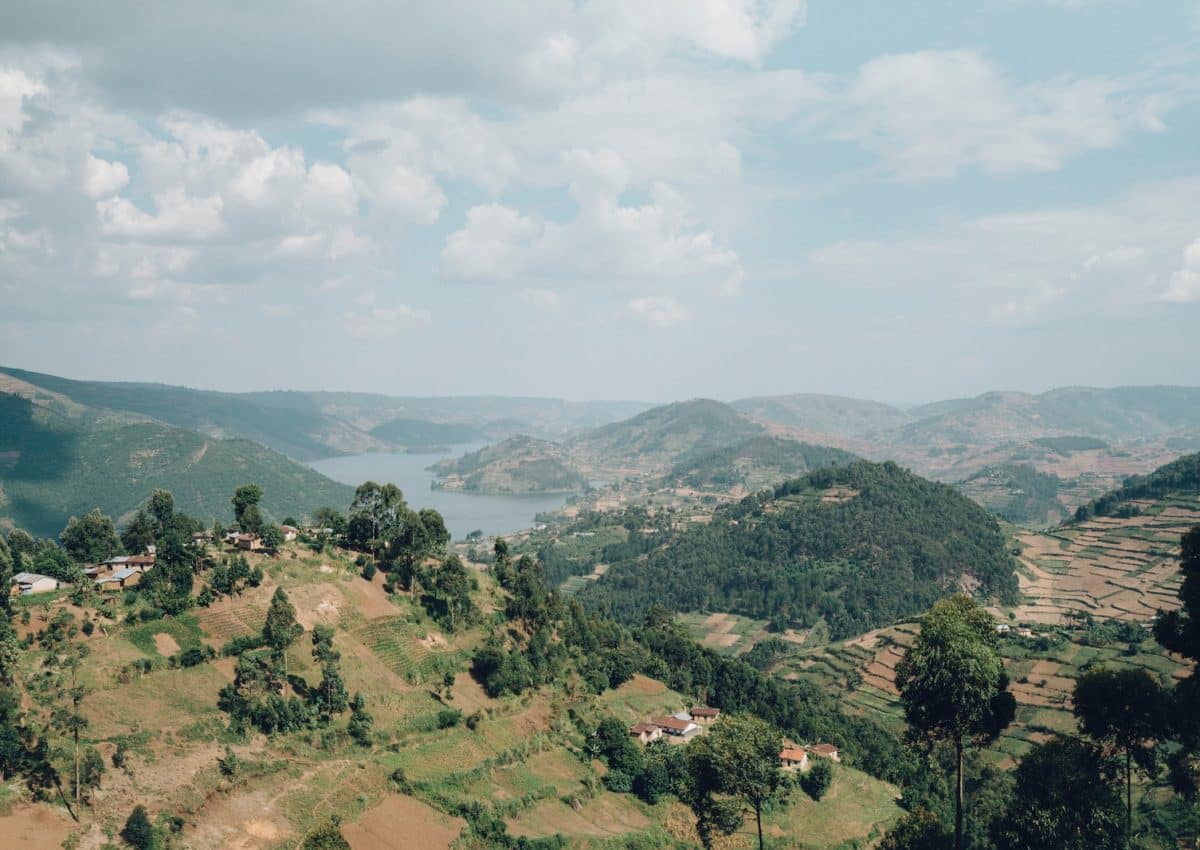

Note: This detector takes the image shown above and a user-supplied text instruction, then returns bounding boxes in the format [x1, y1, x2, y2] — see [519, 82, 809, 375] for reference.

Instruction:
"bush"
[801, 759, 833, 801]
[602, 769, 633, 793]
[121, 805, 155, 849]
[436, 709, 463, 729]
[361, 560, 377, 581]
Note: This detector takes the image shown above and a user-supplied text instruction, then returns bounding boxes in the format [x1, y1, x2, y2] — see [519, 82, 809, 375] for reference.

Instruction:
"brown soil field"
[153, 632, 181, 655]
[508, 793, 651, 839]
[0, 805, 75, 850]
[343, 794, 465, 850]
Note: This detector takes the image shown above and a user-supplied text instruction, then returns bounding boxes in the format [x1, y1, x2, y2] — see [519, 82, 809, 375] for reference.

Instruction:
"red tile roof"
[629, 723, 659, 734]
[780, 747, 808, 762]
[691, 707, 720, 717]
[652, 716, 693, 732]
[811, 743, 839, 756]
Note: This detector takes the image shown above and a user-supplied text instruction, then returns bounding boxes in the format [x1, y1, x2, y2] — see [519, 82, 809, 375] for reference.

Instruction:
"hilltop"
[0, 389, 352, 536]
[0, 366, 654, 460]
[662, 436, 859, 492]
[732, 394, 913, 436]
[577, 460, 1019, 638]
[430, 436, 588, 494]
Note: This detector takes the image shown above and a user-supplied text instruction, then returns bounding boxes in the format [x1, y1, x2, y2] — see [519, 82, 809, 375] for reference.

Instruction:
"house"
[779, 747, 809, 772]
[96, 567, 141, 591]
[235, 533, 263, 551]
[810, 743, 840, 762]
[280, 525, 299, 542]
[671, 711, 693, 722]
[10, 572, 60, 596]
[691, 707, 721, 725]
[192, 531, 214, 548]
[629, 723, 664, 745]
[125, 554, 156, 570]
[995, 623, 1011, 634]
[1016, 627, 1035, 639]
[82, 564, 110, 580]
[651, 716, 700, 740]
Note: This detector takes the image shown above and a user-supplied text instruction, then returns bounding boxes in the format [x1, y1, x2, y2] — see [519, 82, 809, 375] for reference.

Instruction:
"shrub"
[801, 759, 833, 801]
[437, 709, 463, 729]
[121, 805, 155, 849]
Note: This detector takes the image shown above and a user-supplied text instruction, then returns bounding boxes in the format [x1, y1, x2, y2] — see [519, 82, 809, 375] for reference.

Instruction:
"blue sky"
[0, 0, 1197, 404]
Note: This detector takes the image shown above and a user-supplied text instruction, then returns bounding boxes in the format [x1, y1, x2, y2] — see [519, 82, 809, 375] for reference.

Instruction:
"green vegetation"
[432, 435, 587, 493]
[961, 463, 1063, 525]
[0, 392, 353, 536]
[1075, 451, 1200, 520]
[664, 436, 857, 490]
[578, 398, 763, 468]
[367, 416, 484, 447]
[580, 461, 1019, 638]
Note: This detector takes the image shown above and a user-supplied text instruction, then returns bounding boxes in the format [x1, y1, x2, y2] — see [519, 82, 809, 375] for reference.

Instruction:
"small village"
[626, 707, 840, 772]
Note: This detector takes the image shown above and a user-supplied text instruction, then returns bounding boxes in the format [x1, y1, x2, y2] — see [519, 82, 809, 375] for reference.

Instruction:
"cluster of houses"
[778, 741, 840, 772]
[627, 706, 722, 744]
[624, 707, 840, 771]
[85, 550, 158, 591]
[208, 524, 300, 552]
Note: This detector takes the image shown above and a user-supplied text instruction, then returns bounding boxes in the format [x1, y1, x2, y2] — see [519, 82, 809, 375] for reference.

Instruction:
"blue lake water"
[308, 445, 568, 540]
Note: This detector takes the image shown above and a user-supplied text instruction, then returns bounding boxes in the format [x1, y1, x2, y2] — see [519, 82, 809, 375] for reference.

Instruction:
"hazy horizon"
[2, 1, 1198, 403]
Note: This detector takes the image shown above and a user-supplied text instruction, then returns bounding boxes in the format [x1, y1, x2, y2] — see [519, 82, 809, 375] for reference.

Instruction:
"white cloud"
[810, 177, 1200, 324]
[440, 174, 742, 301]
[833, 49, 1174, 180]
[628, 295, 691, 327]
[97, 189, 225, 242]
[518, 288, 563, 311]
[82, 154, 129, 199]
[1163, 238, 1200, 303]
[342, 304, 433, 338]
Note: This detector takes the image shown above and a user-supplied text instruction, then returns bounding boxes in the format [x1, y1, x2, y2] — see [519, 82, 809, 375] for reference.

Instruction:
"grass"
[124, 613, 206, 656]
[762, 766, 902, 849]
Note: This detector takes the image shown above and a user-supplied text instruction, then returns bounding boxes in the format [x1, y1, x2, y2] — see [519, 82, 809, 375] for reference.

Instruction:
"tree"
[348, 482, 406, 557]
[311, 626, 348, 721]
[32, 546, 79, 582]
[879, 808, 951, 850]
[60, 508, 123, 563]
[991, 736, 1123, 850]
[121, 804, 156, 849]
[0, 534, 13, 613]
[300, 819, 351, 850]
[7, 528, 35, 566]
[263, 588, 301, 692]
[347, 692, 373, 746]
[1156, 525, 1200, 746]
[800, 757, 833, 801]
[121, 510, 157, 556]
[684, 713, 785, 850]
[148, 489, 175, 534]
[74, 746, 106, 804]
[1073, 667, 1164, 842]
[894, 596, 1015, 850]
[260, 525, 285, 553]
[232, 484, 264, 528]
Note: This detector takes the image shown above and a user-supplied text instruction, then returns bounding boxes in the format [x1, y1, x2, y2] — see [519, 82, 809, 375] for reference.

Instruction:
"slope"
[0, 365, 374, 461]
[0, 391, 353, 535]
[430, 435, 587, 493]
[732, 393, 914, 436]
[662, 436, 858, 492]
[574, 398, 764, 470]
[578, 460, 1019, 638]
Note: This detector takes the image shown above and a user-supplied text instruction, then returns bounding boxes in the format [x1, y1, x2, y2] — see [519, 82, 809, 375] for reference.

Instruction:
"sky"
[0, 1, 1198, 405]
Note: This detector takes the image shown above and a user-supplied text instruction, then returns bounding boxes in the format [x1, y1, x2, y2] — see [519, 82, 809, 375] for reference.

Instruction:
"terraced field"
[352, 616, 467, 685]
[1012, 495, 1199, 624]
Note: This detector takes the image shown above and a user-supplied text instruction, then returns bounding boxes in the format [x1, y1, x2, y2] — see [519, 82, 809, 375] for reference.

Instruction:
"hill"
[957, 463, 1066, 526]
[0, 533, 909, 849]
[732, 393, 913, 436]
[576, 399, 764, 469]
[0, 391, 353, 536]
[0, 366, 378, 461]
[1074, 451, 1200, 520]
[430, 435, 587, 494]
[663, 436, 859, 491]
[900, 386, 1200, 446]
[367, 417, 485, 448]
[578, 460, 1019, 638]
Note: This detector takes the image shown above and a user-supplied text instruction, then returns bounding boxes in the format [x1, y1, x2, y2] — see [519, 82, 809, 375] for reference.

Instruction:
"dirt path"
[0, 805, 76, 850]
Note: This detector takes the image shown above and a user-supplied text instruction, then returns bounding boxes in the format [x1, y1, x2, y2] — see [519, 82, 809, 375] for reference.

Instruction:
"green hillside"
[368, 417, 485, 447]
[664, 436, 858, 491]
[0, 366, 371, 461]
[0, 392, 352, 535]
[576, 398, 763, 468]
[732, 393, 913, 436]
[431, 435, 587, 494]
[1075, 450, 1200, 520]
[579, 460, 1019, 638]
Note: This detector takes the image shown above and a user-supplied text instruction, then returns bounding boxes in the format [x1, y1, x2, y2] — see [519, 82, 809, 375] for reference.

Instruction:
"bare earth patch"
[153, 632, 181, 656]
[0, 805, 75, 850]
[343, 794, 464, 850]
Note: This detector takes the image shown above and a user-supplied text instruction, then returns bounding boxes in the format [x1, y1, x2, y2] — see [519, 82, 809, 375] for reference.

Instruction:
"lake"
[308, 445, 569, 540]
